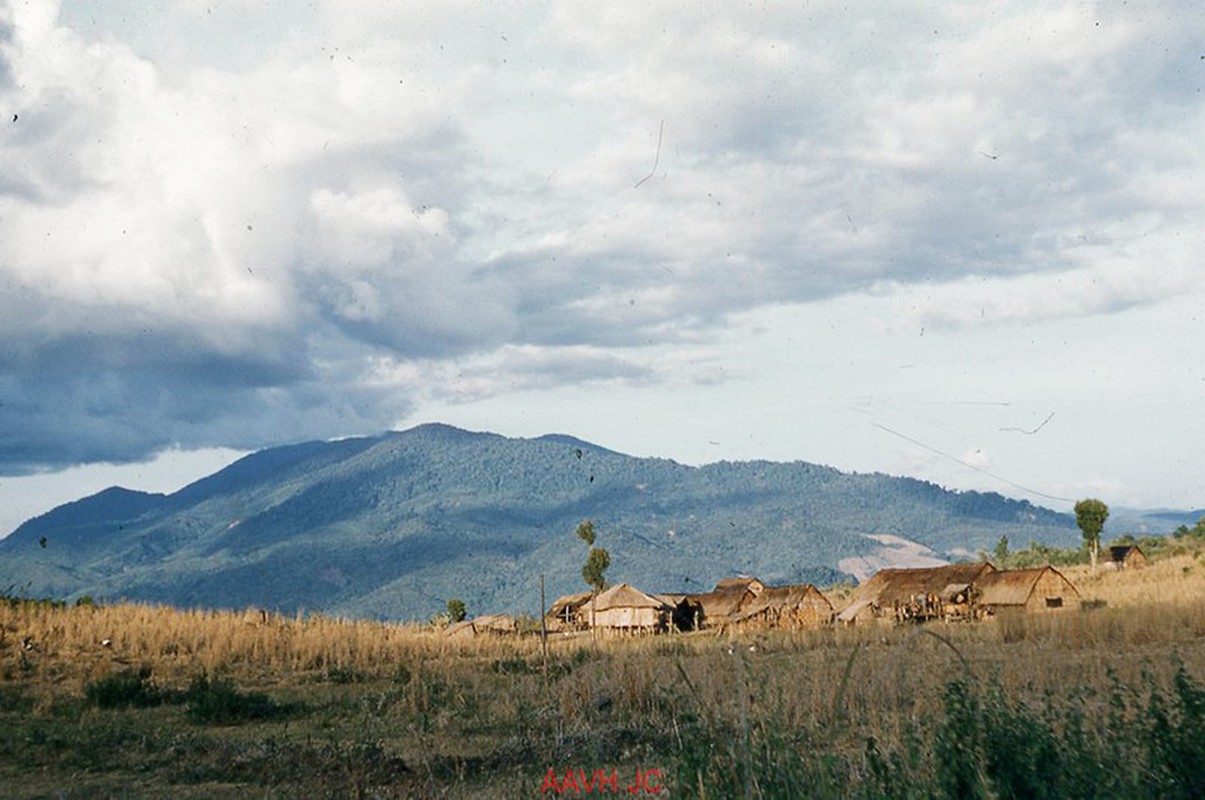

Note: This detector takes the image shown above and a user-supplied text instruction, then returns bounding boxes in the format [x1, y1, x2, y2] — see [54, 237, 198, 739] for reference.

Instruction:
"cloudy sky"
[2, 0, 1203, 536]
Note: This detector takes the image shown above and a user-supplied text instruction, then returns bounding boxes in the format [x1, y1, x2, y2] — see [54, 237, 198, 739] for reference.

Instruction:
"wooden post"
[539, 574, 548, 679]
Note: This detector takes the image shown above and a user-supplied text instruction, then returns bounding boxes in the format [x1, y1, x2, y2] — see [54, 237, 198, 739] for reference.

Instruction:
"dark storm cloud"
[0, 315, 414, 473]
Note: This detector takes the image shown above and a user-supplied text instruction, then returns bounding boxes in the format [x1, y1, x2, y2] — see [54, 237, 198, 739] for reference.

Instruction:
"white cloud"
[0, 0, 1202, 518]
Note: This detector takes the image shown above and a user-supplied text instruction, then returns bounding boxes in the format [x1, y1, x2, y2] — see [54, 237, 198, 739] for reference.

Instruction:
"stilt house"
[590, 583, 672, 633]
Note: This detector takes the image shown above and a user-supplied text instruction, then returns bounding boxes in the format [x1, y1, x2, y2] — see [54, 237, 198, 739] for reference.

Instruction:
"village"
[446, 544, 1150, 638]
[4, 537, 1198, 799]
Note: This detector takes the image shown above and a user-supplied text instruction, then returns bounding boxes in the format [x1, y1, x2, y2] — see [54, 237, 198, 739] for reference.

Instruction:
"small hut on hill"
[732, 584, 834, 631]
[686, 576, 764, 630]
[444, 614, 518, 638]
[547, 591, 592, 631]
[976, 567, 1080, 615]
[654, 593, 703, 632]
[836, 598, 876, 626]
[1107, 545, 1148, 570]
[687, 590, 747, 630]
[591, 584, 672, 633]
[714, 577, 766, 596]
[843, 562, 996, 624]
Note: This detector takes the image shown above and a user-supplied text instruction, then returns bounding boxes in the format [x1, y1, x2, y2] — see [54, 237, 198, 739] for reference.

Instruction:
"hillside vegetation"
[0, 424, 1076, 621]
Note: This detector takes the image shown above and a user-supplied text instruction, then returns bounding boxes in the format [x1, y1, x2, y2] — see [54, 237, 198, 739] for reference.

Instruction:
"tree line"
[991, 500, 1205, 570]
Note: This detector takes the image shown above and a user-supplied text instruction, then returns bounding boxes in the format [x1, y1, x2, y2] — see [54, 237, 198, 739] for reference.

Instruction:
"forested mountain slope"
[0, 424, 1077, 620]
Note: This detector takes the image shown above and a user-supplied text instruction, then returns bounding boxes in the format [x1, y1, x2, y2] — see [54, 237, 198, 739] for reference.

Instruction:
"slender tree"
[1074, 498, 1109, 576]
[582, 547, 611, 593]
[573, 519, 610, 632]
[575, 519, 597, 548]
[993, 534, 1009, 568]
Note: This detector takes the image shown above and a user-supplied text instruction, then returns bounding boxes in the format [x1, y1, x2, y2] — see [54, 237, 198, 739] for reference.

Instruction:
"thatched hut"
[547, 591, 592, 631]
[653, 593, 703, 632]
[686, 577, 763, 630]
[444, 614, 518, 638]
[732, 584, 834, 631]
[590, 584, 672, 633]
[836, 598, 876, 625]
[714, 577, 766, 596]
[688, 590, 747, 630]
[843, 562, 996, 624]
[1107, 545, 1148, 570]
[976, 567, 1080, 615]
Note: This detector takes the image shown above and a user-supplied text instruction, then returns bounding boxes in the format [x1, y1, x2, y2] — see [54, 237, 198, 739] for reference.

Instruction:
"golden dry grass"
[1064, 550, 1205, 607]
[2, 548, 1203, 798]
[0, 602, 552, 693]
[4, 549, 1203, 703]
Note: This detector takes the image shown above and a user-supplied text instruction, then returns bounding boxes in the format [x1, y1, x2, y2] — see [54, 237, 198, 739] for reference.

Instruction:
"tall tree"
[573, 519, 610, 631]
[582, 547, 611, 593]
[575, 519, 596, 548]
[1074, 498, 1109, 575]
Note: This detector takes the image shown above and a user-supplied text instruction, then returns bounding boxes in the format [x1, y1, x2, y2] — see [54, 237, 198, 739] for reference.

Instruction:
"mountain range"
[0, 423, 1086, 620]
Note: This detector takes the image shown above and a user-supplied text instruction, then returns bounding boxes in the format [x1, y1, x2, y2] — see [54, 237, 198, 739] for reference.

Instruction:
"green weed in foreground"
[7, 628, 1204, 798]
[667, 664, 1205, 799]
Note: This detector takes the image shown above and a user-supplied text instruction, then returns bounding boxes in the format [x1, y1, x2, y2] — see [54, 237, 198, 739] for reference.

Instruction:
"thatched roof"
[548, 591, 592, 617]
[653, 593, 691, 607]
[689, 589, 749, 620]
[443, 614, 517, 637]
[682, 576, 765, 622]
[444, 620, 477, 638]
[836, 598, 874, 623]
[714, 576, 765, 595]
[732, 584, 832, 621]
[939, 583, 973, 601]
[976, 567, 1079, 607]
[593, 583, 669, 612]
[472, 614, 517, 631]
[1109, 545, 1144, 563]
[850, 563, 996, 607]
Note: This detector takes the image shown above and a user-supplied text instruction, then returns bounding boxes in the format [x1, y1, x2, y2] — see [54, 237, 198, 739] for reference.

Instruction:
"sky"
[1, 1, 1204, 537]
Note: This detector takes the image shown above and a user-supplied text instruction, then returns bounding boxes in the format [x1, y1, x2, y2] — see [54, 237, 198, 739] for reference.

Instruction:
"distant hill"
[1108, 507, 1205, 534]
[0, 423, 1080, 620]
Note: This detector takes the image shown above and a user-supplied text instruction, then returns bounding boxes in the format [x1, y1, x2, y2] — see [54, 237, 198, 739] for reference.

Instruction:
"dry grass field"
[2, 550, 1203, 798]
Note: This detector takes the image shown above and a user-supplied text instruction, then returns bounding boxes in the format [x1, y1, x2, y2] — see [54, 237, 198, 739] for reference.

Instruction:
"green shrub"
[490, 657, 536, 675]
[934, 680, 986, 799]
[322, 666, 369, 684]
[184, 673, 290, 725]
[84, 667, 165, 709]
[1146, 665, 1205, 799]
[0, 684, 33, 713]
[663, 667, 1205, 799]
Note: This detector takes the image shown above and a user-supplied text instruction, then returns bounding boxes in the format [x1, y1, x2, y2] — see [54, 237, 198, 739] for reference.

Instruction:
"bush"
[1146, 665, 1205, 798]
[184, 673, 290, 725]
[85, 667, 165, 709]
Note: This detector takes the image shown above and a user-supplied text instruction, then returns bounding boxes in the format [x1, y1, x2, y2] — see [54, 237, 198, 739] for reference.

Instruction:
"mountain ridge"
[1, 424, 1082, 620]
